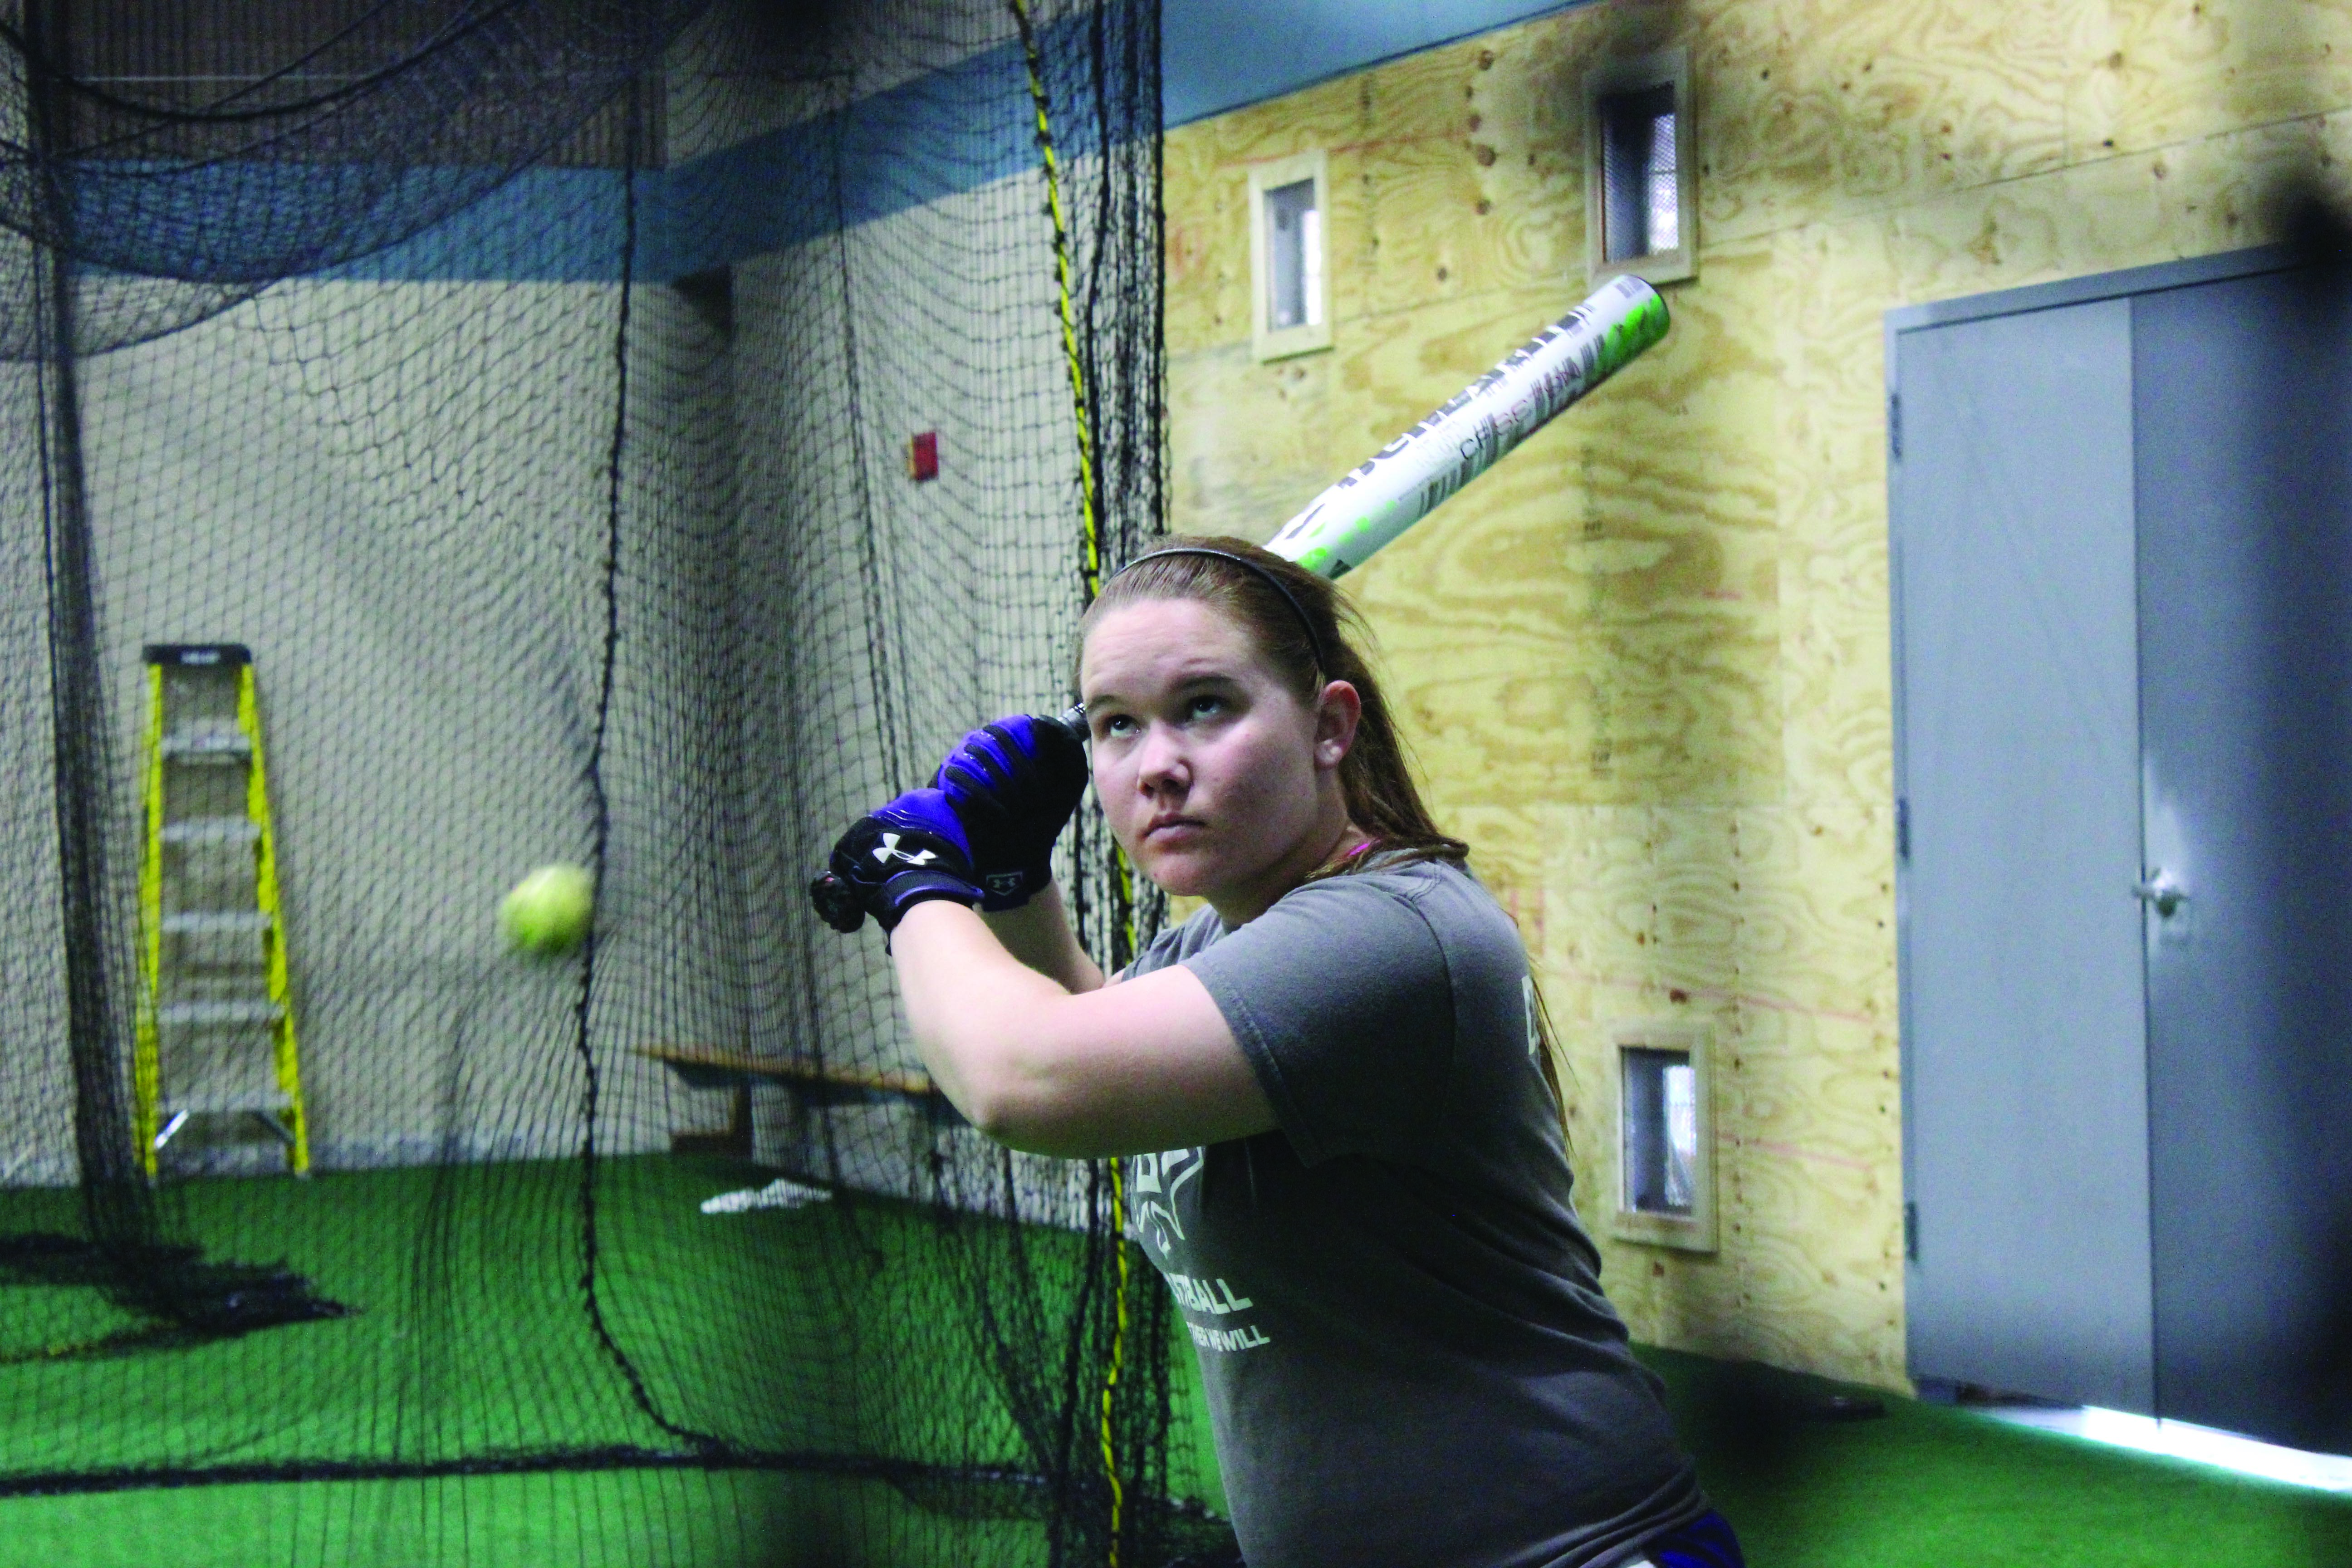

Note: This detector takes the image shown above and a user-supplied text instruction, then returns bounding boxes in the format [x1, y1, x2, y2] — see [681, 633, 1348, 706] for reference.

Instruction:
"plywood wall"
[1163, 0, 2352, 1392]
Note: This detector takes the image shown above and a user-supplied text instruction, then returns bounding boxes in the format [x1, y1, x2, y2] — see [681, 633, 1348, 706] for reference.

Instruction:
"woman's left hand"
[933, 715, 1090, 911]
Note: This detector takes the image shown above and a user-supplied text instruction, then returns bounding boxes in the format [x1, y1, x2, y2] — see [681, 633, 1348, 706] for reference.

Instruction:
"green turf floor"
[0, 1157, 2346, 1566]
[0, 1155, 1059, 1475]
[0, 1154, 1165, 1566]
[1642, 1348, 2352, 1568]
[5, 1345, 2344, 1565]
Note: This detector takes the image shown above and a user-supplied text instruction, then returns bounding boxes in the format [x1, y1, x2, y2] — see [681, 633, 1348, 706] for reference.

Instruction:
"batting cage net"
[0, 1, 1211, 1563]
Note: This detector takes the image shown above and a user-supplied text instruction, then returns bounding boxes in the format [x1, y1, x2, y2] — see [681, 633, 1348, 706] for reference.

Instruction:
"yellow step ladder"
[132, 644, 309, 1177]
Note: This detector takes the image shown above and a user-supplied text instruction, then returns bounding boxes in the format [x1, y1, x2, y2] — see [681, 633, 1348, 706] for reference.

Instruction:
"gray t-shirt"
[1127, 858, 1706, 1568]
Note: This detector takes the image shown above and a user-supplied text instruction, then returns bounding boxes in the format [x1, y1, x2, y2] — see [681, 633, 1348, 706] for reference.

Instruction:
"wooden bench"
[637, 1047, 963, 1156]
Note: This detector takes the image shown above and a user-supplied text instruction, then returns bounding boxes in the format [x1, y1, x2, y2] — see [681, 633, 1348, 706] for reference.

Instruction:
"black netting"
[0, 1, 1217, 1563]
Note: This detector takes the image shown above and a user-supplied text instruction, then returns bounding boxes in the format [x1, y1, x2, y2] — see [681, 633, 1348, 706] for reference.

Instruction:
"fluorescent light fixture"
[1983, 1405, 2352, 1493]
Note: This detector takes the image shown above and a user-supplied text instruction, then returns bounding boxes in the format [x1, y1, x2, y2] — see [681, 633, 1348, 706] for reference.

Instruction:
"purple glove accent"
[1643, 1511, 1744, 1568]
[810, 788, 984, 935]
[933, 714, 1090, 912]
[870, 787, 973, 857]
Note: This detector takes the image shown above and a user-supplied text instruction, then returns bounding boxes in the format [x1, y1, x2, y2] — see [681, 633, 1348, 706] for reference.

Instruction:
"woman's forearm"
[892, 900, 1071, 1132]
[980, 882, 1105, 993]
[890, 900, 1271, 1158]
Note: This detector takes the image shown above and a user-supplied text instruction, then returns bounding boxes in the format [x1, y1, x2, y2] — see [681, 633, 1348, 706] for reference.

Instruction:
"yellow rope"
[1011, 0, 1105, 598]
[1009, 4, 1127, 1558]
[133, 664, 165, 1177]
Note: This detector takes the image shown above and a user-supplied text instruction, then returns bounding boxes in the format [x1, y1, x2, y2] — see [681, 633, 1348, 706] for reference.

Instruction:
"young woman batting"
[814, 537, 1742, 1568]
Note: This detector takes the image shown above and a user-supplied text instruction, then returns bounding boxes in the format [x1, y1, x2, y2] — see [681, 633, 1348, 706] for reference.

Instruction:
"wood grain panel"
[1342, 245, 1786, 810]
[1730, 806, 1897, 1031]
[1890, 112, 2352, 304]
[1162, 72, 1371, 357]
[1165, 338, 1345, 539]
[1693, 0, 2080, 247]
[1546, 807, 1736, 1336]
[1350, 23, 1590, 318]
[1526, 794, 1900, 1368]
[1165, 0, 2352, 1396]
[2077, 0, 2352, 161]
[1160, 133, 1250, 359]
[1720, 1001, 1906, 1384]
[1770, 216, 1899, 806]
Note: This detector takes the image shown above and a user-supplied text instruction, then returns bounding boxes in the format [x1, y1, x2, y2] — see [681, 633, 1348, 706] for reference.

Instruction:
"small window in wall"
[1611, 1020, 1717, 1251]
[1250, 151, 1332, 361]
[1587, 49, 1695, 288]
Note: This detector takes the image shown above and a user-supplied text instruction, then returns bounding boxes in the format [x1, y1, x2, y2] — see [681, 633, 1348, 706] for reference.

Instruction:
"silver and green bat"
[1060, 273, 1671, 735]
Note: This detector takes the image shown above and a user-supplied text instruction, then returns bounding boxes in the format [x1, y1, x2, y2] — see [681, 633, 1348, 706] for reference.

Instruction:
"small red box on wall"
[907, 431, 939, 482]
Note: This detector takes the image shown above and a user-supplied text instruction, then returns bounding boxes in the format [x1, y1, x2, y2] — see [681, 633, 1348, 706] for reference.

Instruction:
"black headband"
[1104, 546, 1328, 677]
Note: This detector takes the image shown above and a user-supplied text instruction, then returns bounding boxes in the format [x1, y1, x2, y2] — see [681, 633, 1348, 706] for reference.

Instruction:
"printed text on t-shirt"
[1166, 1272, 1253, 1315]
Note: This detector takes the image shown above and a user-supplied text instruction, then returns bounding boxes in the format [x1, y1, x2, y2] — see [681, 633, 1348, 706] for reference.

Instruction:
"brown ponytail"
[1076, 534, 1468, 873]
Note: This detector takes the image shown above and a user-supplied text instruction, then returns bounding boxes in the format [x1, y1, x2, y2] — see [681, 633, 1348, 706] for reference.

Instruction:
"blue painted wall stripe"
[334, 20, 1114, 284]
[111, 2, 1571, 284]
[314, 169, 638, 284]
[1161, 0, 1588, 127]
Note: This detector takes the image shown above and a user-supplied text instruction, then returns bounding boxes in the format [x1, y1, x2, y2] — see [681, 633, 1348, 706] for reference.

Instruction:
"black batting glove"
[808, 788, 985, 936]
[932, 714, 1090, 911]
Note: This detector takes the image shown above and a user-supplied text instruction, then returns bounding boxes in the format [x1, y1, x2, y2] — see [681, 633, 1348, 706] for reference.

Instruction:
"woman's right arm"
[892, 899, 1271, 1157]
[981, 882, 1106, 994]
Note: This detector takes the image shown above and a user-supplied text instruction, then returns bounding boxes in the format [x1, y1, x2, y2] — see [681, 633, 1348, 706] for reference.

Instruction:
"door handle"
[2134, 870, 2188, 917]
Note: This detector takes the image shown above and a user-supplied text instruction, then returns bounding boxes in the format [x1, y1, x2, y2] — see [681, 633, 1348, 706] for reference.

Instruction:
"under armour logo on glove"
[871, 833, 939, 867]
[811, 788, 984, 935]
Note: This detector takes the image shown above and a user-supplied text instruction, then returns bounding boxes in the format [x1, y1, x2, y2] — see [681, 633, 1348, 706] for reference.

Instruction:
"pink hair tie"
[1344, 839, 1374, 858]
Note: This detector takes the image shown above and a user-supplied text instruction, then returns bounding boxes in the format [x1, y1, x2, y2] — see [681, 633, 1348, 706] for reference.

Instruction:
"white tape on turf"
[701, 1177, 833, 1214]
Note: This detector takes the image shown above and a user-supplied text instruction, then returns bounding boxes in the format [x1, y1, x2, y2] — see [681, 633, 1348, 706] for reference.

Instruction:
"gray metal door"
[2135, 269, 2352, 1454]
[1892, 298, 2156, 1412]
